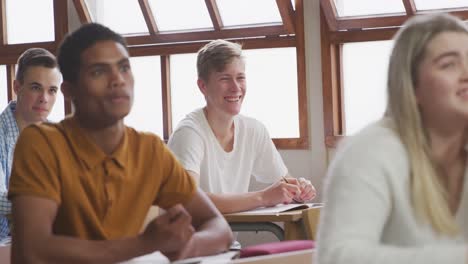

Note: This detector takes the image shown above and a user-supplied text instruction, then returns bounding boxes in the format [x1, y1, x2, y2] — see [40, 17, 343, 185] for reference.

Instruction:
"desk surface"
[224, 209, 303, 223]
[230, 249, 314, 264]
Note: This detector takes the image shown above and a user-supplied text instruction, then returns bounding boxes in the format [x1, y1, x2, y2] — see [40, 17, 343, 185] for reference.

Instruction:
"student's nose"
[110, 68, 125, 88]
[231, 79, 243, 92]
[38, 91, 48, 104]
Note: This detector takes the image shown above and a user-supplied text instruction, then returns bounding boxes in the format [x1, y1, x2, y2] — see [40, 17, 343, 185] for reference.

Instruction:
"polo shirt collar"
[62, 116, 129, 170]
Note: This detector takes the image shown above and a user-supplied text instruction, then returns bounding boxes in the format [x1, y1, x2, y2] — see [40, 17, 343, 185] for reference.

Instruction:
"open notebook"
[227, 203, 323, 215]
[119, 250, 238, 264]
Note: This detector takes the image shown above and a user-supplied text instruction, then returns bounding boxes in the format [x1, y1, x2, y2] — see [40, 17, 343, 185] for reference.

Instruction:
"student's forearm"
[206, 191, 265, 214]
[190, 216, 233, 256]
[13, 233, 154, 264]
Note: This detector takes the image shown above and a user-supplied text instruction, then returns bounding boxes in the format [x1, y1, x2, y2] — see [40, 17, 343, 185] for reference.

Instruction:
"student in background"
[0, 48, 61, 243]
[168, 39, 316, 215]
[316, 14, 468, 264]
[8, 23, 232, 263]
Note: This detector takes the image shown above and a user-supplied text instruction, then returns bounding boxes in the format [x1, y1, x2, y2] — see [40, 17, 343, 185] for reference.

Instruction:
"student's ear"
[197, 78, 208, 97]
[13, 80, 21, 96]
[61, 81, 74, 102]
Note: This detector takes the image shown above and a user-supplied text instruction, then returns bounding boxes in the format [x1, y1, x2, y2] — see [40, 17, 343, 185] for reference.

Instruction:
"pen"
[282, 176, 289, 183]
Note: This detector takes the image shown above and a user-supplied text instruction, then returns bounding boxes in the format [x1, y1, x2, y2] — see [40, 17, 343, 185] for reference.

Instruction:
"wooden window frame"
[320, 0, 468, 148]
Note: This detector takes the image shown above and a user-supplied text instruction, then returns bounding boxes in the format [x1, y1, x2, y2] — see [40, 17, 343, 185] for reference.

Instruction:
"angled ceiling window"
[89, 0, 149, 35]
[148, 0, 213, 31]
[216, 0, 282, 27]
[333, 0, 405, 17]
[6, 0, 55, 44]
[414, 0, 468, 11]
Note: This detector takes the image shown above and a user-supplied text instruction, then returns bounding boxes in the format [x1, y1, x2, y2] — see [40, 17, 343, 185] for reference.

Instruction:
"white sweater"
[316, 120, 467, 264]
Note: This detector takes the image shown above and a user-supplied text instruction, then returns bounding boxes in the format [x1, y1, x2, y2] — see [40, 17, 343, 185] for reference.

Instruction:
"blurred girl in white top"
[317, 14, 468, 264]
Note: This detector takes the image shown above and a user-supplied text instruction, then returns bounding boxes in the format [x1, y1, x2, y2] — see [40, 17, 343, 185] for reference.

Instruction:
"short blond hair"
[197, 39, 243, 81]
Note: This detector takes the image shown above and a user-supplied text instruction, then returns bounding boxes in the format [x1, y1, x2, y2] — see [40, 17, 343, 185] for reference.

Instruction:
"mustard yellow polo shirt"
[8, 116, 196, 240]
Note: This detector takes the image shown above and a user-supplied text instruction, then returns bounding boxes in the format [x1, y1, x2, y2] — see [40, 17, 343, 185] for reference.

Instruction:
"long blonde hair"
[386, 13, 468, 236]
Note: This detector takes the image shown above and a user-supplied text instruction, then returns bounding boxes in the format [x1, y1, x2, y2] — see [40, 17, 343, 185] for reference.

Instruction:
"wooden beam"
[0, 42, 57, 64]
[126, 25, 288, 46]
[402, 0, 416, 15]
[53, 0, 68, 44]
[329, 27, 398, 43]
[204, 0, 223, 31]
[276, 0, 296, 34]
[293, 0, 308, 149]
[319, 0, 338, 31]
[6, 65, 14, 101]
[320, 12, 344, 147]
[138, 0, 158, 35]
[337, 14, 407, 31]
[160, 56, 172, 141]
[0, 0, 6, 45]
[129, 36, 295, 57]
[72, 0, 92, 24]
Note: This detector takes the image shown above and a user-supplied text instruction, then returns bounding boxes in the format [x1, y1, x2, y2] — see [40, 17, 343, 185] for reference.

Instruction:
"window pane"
[124, 56, 163, 137]
[242, 48, 299, 138]
[216, 0, 282, 27]
[342, 41, 393, 135]
[170, 54, 205, 129]
[0, 66, 7, 110]
[47, 92, 65, 123]
[414, 0, 468, 10]
[148, 0, 212, 31]
[333, 0, 405, 17]
[6, 0, 55, 44]
[90, 0, 149, 35]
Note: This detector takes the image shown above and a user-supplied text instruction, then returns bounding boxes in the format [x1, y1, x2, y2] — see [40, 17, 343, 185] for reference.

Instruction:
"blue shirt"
[0, 101, 19, 240]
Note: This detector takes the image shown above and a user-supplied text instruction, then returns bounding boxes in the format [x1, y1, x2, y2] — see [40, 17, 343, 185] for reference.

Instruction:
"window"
[47, 92, 65, 123]
[216, 0, 282, 27]
[342, 41, 392, 135]
[320, 0, 468, 147]
[148, 0, 212, 31]
[5, 0, 55, 44]
[125, 56, 164, 137]
[90, 0, 148, 35]
[242, 48, 299, 138]
[170, 53, 205, 129]
[73, 0, 307, 148]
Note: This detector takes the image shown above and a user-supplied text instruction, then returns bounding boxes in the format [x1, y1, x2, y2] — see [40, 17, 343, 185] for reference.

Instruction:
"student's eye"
[91, 69, 104, 77]
[50, 88, 58, 94]
[120, 64, 131, 73]
[30, 85, 41, 91]
[439, 60, 457, 69]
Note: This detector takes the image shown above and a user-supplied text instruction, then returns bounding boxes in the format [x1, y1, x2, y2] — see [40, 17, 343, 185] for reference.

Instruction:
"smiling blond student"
[168, 40, 316, 215]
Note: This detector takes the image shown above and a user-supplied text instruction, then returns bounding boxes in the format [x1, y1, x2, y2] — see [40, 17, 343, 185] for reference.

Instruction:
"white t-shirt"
[316, 118, 468, 264]
[168, 108, 287, 194]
